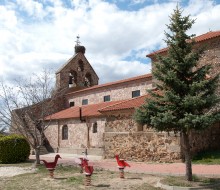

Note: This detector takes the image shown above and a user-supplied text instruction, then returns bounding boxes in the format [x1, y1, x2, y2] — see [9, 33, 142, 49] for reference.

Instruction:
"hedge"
[0, 134, 30, 164]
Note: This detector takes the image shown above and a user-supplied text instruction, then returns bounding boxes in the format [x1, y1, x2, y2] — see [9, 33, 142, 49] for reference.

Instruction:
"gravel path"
[0, 167, 36, 177]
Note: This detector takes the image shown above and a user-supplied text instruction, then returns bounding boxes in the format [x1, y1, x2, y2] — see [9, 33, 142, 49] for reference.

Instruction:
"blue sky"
[1, 0, 220, 85]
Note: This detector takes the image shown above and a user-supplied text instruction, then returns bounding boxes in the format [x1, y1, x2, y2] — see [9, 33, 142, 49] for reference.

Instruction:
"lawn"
[192, 150, 220, 164]
[161, 175, 220, 189]
[2, 150, 220, 190]
[0, 162, 162, 190]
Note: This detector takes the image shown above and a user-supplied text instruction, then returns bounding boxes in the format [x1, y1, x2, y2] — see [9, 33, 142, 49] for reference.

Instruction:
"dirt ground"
[0, 166, 163, 190]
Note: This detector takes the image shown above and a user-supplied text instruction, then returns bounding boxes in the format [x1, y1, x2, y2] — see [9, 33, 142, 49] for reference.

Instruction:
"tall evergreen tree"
[135, 6, 219, 181]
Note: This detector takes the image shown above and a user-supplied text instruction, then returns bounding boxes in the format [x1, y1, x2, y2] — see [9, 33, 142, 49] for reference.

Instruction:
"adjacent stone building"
[44, 31, 220, 162]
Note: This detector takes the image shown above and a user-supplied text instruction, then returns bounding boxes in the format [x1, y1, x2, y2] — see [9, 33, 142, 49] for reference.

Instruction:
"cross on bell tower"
[75, 35, 81, 46]
[74, 35, 86, 54]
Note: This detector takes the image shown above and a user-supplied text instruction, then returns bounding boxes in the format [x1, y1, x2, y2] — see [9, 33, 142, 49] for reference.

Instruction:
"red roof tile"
[45, 106, 80, 120]
[147, 30, 220, 57]
[65, 73, 152, 96]
[46, 95, 152, 120]
[45, 100, 123, 120]
[99, 94, 149, 112]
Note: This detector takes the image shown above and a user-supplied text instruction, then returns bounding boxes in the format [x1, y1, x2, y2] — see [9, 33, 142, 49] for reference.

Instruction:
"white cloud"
[0, 6, 18, 29]
[130, 0, 148, 4]
[1, 0, 220, 86]
[16, 0, 46, 19]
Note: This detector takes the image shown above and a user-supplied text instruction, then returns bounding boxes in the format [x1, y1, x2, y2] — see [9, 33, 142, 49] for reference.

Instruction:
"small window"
[93, 122, 97, 133]
[62, 125, 68, 140]
[104, 95, 110, 102]
[82, 99, 88, 105]
[69, 101, 75, 107]
[132, 90, 140, 98]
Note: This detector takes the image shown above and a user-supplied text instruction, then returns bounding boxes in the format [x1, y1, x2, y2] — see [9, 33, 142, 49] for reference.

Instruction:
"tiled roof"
[45, 94, 153, 120]
[147, 30, 220, 57]
[65, 73, 152, 96]
[194, 30, 220, 42]
[45, 100, 123, 120]
[45, 106, 80, 120]
[99, 94, 149, 112]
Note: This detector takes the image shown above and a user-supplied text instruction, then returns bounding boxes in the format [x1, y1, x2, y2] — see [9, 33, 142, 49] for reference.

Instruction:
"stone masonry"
[44, 117, 106, 153]
[56, 51, 99, 91]
[66, 76, 152, 106]
[103, 111, 182, 162]
[103, 111, 220, 162]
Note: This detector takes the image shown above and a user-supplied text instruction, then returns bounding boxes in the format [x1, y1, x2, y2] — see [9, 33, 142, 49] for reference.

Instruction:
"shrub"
[0, 134, 30, 164]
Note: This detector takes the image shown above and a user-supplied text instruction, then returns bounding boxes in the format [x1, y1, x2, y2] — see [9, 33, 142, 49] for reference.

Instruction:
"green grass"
[161, 175, 220, 188]
[192, 150, 220, 164]
[66, 176, 84, 184]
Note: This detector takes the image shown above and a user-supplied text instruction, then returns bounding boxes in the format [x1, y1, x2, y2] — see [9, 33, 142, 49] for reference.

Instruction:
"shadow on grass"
[162, 176, 220, 188]
[197, 178, 220, 187]
[127, 177, 142, 180]
[54, 177, 68, 180]
[95, 184, 111, 187]
[193, 150, 220, 164]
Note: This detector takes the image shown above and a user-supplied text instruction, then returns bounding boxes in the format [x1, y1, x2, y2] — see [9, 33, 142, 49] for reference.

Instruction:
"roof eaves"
[146, 31, 220, 57]
[99, 95, 148, 112]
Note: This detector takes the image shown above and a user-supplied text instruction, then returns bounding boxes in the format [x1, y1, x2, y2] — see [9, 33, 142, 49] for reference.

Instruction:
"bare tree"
[0, 116, 6, 134]
[0, 70, 64, 166]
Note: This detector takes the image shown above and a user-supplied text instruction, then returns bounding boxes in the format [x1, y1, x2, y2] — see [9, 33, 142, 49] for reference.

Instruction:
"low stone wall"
[190, 122, 220, 156]
[104, 131, 181, 162]
[104, 112, 220, 162]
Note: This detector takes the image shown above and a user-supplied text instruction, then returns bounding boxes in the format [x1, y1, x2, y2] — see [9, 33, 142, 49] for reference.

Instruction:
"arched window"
[62, 125, 68, 140]
[93, 122, 97, 133]
[69, 70, 77, 87]
[77, 60, 84, 71]
[84, 73, 92, 87]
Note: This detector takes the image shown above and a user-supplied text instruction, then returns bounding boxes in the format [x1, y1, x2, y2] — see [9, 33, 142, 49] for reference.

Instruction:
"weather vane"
[75, 35, 81, 46]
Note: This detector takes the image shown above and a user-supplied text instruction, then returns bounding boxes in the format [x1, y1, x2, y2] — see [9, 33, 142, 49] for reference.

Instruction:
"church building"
[44, 31, 220, 162]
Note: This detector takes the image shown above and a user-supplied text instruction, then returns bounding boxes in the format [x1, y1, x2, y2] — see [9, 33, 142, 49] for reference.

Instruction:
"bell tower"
[55, 36, 99, 92]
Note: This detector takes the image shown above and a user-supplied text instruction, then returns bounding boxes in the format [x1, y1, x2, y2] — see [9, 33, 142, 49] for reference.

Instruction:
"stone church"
[44, 31, 220, 162]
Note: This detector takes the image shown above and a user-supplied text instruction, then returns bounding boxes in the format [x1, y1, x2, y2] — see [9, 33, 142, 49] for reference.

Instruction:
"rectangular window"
[93, 122, 98, 133]
[104, 95, 110, 102]
[132, 90, 140, 98]
[69, 101, 75, 107]
[82, 99, 88, 105]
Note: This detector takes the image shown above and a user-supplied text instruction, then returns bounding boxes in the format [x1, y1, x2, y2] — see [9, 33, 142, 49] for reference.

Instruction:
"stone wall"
[103, 112, 220, 162]
[67, 80, 152, 106]
[44, 117, 105, 152]
[103, 112, 181, 162]
[149, 36, 220, 89]
[104, 131, 181, 162]
[190, 122, 220, 155]
[196, 37, 220, 111]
